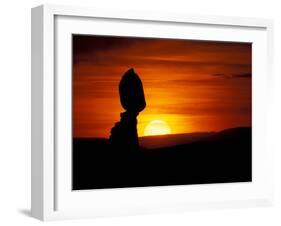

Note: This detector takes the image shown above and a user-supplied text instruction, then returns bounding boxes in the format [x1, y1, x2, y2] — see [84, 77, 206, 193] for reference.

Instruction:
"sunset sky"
[73, 35, 251, 138]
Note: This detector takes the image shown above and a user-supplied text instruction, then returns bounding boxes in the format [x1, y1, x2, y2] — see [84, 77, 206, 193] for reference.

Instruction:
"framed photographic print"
[31, 4, 274, 221]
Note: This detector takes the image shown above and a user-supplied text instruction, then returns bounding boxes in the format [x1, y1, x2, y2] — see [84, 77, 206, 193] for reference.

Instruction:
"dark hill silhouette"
[139, 132, 215, 149]
[73, 127, 251, 190]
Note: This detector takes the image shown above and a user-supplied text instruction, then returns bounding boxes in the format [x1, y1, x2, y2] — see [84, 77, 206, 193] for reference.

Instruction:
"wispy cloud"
[212, 73, 251, 79]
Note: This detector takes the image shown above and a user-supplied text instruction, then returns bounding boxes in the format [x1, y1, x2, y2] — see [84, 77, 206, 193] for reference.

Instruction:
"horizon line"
[73, 126, 252, 139]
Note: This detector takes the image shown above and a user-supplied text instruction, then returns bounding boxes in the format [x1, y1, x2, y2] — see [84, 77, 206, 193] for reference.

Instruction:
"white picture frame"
[31, 4, 274, 221]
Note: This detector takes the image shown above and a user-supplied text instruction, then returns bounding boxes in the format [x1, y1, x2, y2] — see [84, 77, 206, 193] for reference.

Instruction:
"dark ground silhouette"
[72, 127, 252, 190]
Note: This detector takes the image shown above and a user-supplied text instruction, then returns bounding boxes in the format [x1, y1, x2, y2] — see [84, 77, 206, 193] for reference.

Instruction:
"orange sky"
[73, 35, 251, 138]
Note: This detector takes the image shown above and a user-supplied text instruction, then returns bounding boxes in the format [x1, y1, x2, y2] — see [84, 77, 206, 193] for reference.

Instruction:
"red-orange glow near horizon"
[73, 36, 251, 138]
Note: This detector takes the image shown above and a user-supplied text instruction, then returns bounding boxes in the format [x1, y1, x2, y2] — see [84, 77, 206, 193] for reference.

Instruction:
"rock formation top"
[119, 68, 146, 113]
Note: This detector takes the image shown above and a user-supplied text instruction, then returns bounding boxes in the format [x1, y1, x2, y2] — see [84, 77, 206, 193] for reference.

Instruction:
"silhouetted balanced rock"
[110, 68, 146, 152]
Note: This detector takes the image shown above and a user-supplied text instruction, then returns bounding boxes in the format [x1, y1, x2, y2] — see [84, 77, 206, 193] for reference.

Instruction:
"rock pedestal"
[110, 111, 139, 152]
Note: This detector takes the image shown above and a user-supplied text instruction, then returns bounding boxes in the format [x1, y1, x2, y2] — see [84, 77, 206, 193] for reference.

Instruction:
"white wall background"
[0, 0, 280, 225]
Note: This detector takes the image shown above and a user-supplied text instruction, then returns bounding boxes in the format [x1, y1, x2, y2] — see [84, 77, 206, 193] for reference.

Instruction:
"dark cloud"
[72, 35, 138, 64]
[212, 73, 251, 79]
[232, 73, 252, 78]
[73, 35, 252, 66]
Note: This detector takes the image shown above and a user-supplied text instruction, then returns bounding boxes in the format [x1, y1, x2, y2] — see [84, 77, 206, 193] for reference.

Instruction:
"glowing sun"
[144, 120, 171, 136]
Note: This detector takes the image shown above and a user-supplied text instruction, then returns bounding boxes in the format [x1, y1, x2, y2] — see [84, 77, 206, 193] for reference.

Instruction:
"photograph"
[72, 35, 252, 190]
